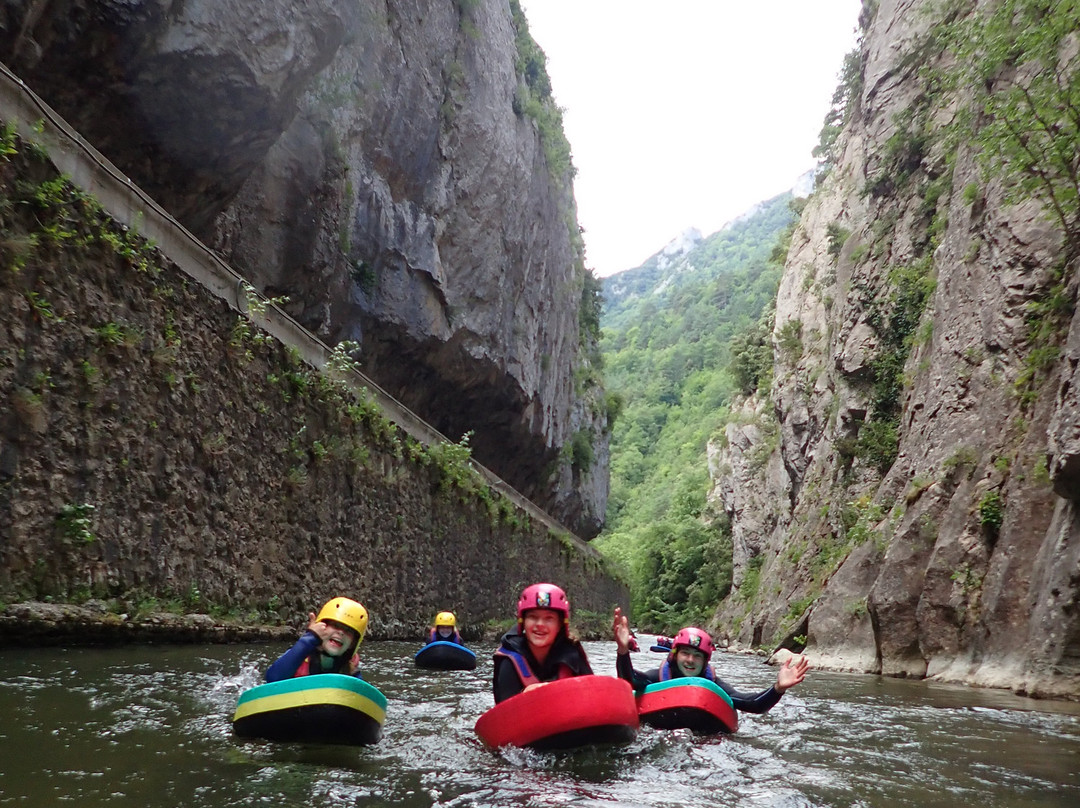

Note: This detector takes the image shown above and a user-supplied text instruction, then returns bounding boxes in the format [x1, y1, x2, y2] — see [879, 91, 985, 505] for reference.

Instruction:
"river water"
[1, 639, 1078, 807]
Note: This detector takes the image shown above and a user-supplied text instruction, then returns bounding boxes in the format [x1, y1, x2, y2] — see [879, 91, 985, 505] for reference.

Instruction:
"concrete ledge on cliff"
[0, 602, 295, 647]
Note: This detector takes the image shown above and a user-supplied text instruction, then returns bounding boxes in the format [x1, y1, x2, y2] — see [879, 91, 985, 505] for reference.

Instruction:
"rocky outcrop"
[0, 0, 608, 537]
[705, 397, 787, 595]
[0, 602, 297, 647]
[1, 0, 351, 233]
[708, 0, 1080, 699]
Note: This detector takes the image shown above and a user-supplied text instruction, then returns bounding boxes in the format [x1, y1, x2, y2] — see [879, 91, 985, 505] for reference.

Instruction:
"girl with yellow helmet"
[265, 597, 369, 682]
[424, 611, 465, 646]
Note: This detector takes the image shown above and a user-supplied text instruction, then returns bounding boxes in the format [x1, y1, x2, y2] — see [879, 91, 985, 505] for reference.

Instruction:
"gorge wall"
[708, 0, 1080, 700]
[0, 0, 609, 538]
[0, 111, 627, 637]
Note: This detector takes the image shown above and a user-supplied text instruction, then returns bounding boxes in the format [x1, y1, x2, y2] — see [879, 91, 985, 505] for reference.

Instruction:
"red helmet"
[671, 627, 715, 661]
[516, 583, 570, 624]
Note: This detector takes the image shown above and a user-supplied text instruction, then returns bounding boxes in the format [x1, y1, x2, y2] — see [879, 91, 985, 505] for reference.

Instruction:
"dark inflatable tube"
[232, 673, 387, 745]
[474, 675, 638, 751]
[649, 635, 673, 653]
[636, 678, 738, 734]
[414, 640, 478, 671]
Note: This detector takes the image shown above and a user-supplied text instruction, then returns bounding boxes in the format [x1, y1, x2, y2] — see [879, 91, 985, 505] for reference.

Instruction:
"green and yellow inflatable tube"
[232, 673, 386, 746]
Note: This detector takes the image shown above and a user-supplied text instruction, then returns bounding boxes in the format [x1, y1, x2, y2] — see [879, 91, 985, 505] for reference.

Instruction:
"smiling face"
[522, 608, 562, 652]
[320, 620, 358, 657]
[674, 646, 707, 677]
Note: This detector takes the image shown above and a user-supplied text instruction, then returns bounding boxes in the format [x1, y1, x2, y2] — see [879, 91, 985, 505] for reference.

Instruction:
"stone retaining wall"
[0, 125, 628, 642]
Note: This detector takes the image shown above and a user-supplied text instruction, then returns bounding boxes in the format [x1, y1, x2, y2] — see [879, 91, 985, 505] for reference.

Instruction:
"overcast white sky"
[517, 1, 863, 277]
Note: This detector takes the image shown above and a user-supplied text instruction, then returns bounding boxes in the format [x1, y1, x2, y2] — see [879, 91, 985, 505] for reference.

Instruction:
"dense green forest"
[596, 193, 797, 630]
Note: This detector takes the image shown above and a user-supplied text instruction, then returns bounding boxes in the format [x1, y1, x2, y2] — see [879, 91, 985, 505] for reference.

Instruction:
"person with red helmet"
[491, 583, 594, 703]
[612, 609, 808, 714]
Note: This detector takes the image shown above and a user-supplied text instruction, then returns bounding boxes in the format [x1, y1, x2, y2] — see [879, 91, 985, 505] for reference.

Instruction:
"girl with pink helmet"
[491, 583, 594, 703]
[612, 608, 809, 714]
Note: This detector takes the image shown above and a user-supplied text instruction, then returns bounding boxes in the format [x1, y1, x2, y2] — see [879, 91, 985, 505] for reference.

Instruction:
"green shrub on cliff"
[56, 503, 96, 545]
[729, 309, 774, 396]
[940, 0, 1080, 258]
[508, 0, 575, 184]
[978, 489, 1005, 533]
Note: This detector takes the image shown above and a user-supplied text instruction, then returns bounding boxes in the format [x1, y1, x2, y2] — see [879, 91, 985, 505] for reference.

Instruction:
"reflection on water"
[1, 639, 1078, 807]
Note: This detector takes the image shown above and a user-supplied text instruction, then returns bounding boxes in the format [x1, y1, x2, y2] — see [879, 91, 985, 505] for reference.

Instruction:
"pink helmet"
[516, 583, 570, 624]
[671, 627, 715, 660]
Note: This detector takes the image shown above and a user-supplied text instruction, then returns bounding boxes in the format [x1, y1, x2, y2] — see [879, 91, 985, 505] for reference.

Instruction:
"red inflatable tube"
[474, 675, 639, 751]
[636, 678, 739, 734]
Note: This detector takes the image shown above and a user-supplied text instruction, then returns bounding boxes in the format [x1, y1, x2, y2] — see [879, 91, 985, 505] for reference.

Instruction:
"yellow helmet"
[315, 597, 368, 642]
[434, 611, 456, 628]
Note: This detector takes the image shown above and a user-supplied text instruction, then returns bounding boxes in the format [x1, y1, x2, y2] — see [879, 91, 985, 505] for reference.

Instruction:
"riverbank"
[0, 601, 622, 647]
[0, 601, 296, 646]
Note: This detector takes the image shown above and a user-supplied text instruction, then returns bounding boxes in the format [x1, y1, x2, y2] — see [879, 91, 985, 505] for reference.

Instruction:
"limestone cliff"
[708, 0, 1080, 699]
[0, 0, 608, 537]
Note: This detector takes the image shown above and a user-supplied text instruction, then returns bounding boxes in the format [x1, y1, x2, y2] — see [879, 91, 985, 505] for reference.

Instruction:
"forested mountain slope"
[596, 193, 796, 626]
[603, 195, 796, 331]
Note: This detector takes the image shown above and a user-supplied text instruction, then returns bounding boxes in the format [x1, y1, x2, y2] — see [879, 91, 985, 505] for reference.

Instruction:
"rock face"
[0, 0, 608, 537]
[705, 397, 787, 598]
[707, 0, 1080, 699]
[1, 0, 350, 233]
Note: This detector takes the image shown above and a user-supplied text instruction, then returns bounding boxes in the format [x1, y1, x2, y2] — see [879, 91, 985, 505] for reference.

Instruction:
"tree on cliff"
[942, 0, 1080, 258]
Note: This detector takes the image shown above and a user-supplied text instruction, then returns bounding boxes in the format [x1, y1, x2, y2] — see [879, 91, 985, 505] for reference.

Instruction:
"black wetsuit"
[492, 628, 592, 704]
[615, 653, 782, 714]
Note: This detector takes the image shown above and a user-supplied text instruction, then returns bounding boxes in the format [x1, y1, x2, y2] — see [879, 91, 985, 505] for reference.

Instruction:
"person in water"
[492, 583, 593, 703]
[424, 611, 465, 646]
[265, 597, 368, 682]
[613, 608, 809, 713]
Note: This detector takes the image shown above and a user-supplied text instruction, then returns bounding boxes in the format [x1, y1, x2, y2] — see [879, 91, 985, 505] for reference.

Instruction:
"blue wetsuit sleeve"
[714, 678, 783, 714]
[265, 632, 320, 682]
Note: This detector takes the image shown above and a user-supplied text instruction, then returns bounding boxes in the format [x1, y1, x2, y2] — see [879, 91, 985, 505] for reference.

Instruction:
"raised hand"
[613, 607, 632, 654]
[776, 654, 809, 693]
[306, 612, 332, 641]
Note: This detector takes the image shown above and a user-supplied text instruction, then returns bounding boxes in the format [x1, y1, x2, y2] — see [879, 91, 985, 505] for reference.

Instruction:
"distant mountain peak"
[601, 190, 795, 327]
[720, 203, 765, 232]
[656, 227, 703, 278]
[661, 227, 703, 257]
